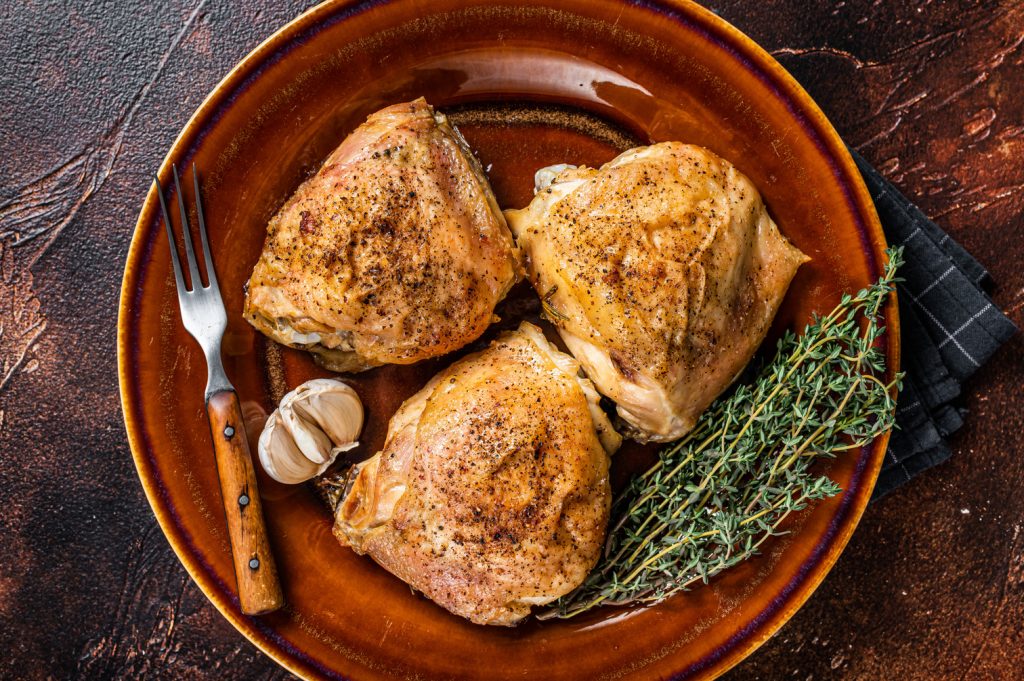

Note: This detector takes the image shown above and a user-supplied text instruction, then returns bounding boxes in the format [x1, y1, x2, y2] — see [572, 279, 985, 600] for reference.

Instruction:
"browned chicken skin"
[244, 98, 521, 371]
[506, 143, 808, 441]
[334, 322, 620, 625]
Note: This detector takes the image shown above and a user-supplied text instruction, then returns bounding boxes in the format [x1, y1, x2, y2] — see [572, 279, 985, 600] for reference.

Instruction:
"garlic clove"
[258, 412, 332, 484]
[257, 378, 365, 484]
[286, 381, 363, 464]
[281, 398, 335, 465]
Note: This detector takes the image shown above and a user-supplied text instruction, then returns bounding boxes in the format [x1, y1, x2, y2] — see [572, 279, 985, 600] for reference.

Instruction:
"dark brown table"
[1, 1, 1020, 678]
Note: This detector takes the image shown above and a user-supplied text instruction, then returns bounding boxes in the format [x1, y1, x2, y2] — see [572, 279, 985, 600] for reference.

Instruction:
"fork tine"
[173, 164, 203, 290]
[192, 165, 219, 291]
[155, 176, 187, 295]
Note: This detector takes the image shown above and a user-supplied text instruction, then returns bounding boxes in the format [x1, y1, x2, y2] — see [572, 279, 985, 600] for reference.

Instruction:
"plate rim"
[116, 1, 899, 679]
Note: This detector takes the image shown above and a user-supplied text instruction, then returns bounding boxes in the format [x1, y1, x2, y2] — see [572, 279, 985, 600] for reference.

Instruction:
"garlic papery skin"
[258, 378, 364, 484]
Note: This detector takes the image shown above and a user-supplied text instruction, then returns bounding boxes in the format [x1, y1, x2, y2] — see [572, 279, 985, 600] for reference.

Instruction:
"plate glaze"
[117, 1, 898, 679]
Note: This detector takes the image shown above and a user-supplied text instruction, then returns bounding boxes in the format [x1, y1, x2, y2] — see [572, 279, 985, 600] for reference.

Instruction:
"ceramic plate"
[118, 1, 898, 678]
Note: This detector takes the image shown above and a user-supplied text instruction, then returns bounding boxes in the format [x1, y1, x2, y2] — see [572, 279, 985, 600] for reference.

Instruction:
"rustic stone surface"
[0, 1, 1019, 679]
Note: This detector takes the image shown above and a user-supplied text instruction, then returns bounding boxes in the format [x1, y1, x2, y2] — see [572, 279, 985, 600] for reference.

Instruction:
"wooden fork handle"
[206, 389, 284, 615]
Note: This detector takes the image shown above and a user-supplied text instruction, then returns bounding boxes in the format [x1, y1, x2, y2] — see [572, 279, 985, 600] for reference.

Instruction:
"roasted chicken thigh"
[505, 143, 808, 441]
[245, 98, 520, 371]
[333, 322, 620, 625]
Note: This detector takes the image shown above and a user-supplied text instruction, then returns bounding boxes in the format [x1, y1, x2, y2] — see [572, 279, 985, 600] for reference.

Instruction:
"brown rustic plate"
[118, 0, 898, 679]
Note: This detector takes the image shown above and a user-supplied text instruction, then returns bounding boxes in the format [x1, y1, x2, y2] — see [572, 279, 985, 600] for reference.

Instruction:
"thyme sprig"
[543, 247, 904, 619]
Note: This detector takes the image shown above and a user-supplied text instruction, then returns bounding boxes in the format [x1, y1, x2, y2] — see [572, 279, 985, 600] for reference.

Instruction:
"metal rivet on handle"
[238, 494, 250, 507]
[249, 558, 260, 570]
[224, 425, 235, 438]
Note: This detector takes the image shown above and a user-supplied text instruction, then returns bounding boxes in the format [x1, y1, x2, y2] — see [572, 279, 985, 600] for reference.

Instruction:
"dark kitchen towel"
[851, 151, 1018, 499]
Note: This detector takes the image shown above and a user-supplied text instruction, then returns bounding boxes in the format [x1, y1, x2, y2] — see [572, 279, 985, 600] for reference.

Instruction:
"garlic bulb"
[258, 378, 364, 484]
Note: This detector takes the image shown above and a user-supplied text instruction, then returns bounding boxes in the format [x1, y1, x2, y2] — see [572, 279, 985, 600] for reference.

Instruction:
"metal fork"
[155, 166, 284, 615]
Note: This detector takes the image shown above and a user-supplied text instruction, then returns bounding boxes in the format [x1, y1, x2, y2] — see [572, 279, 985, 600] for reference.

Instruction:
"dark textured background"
[0, 1, 1021, 679]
